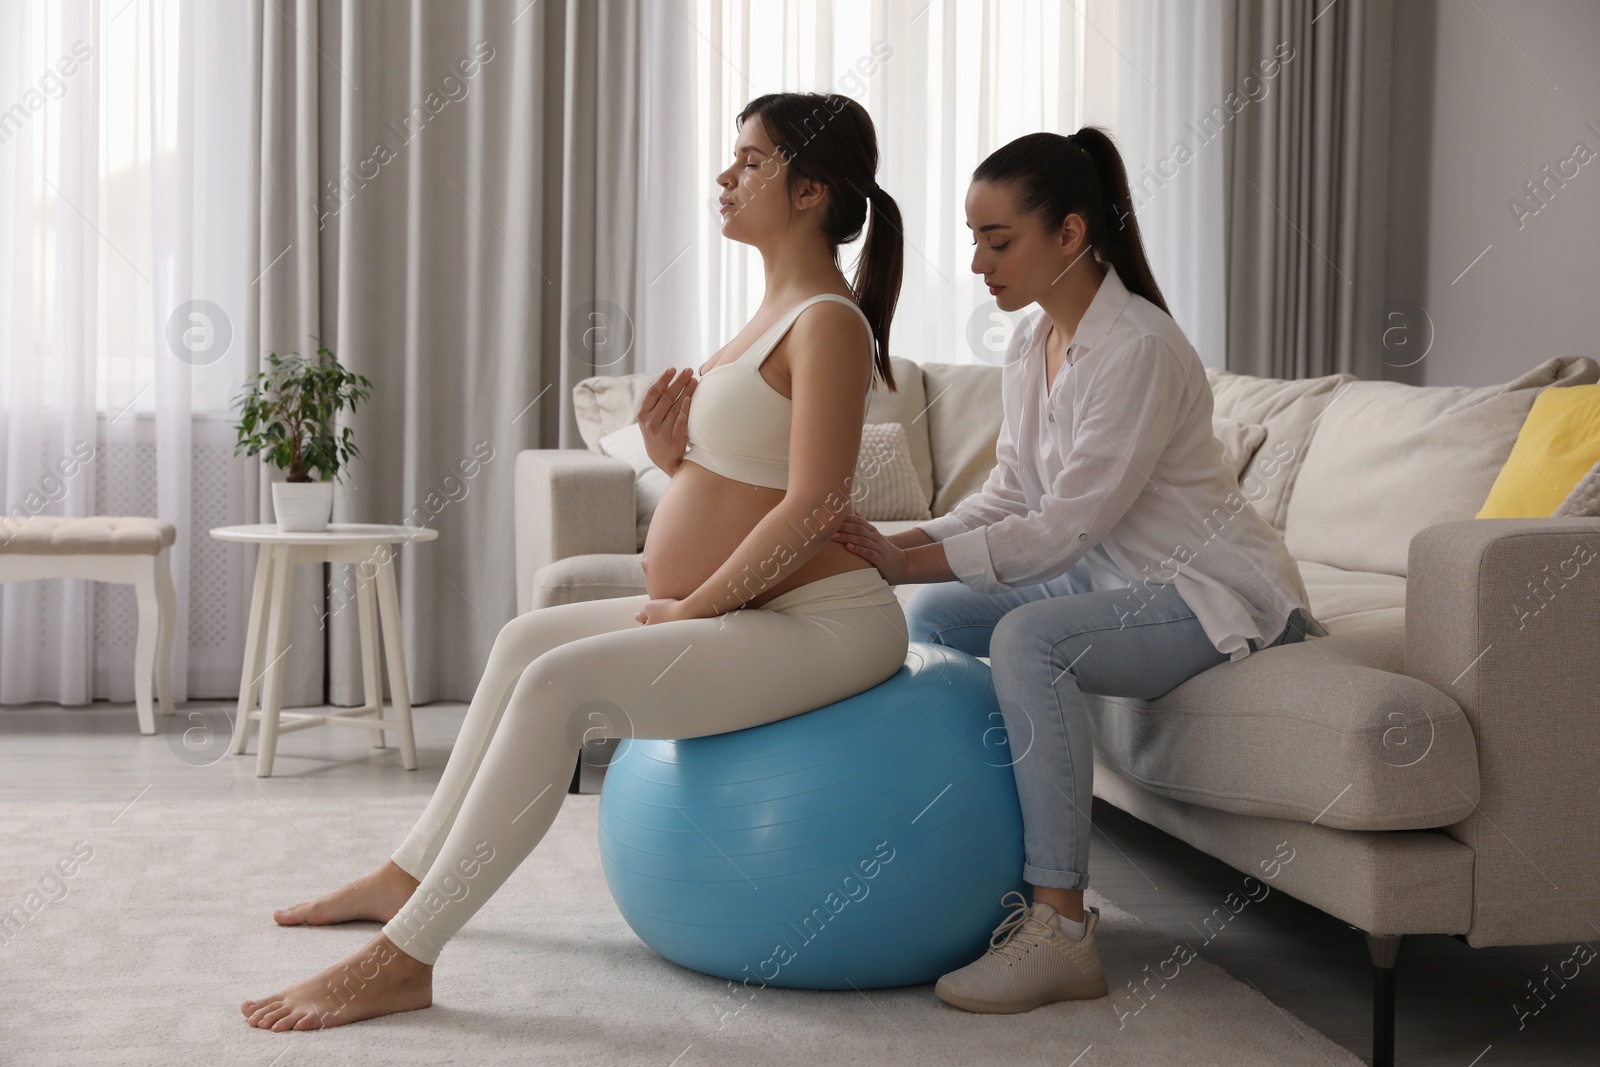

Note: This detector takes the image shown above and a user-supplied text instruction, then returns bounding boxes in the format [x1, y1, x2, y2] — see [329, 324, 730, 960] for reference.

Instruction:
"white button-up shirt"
[916, 264, 1327, 661]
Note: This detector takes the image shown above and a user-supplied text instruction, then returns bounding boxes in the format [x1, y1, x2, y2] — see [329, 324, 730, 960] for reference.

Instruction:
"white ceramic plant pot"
[271, 480, 335, 532]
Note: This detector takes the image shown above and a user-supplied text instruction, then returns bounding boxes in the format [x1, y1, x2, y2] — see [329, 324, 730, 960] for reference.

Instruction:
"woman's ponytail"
[1067, 128, 1169, 316]
[853, 185, 904, 390]
[738, 92, 902, 392]
[973, 126, 1170, 317]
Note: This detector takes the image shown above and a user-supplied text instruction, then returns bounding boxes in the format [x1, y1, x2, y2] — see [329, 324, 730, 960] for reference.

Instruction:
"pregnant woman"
[242, 91, 908, 1031]
[833, 128, 1327, 1014]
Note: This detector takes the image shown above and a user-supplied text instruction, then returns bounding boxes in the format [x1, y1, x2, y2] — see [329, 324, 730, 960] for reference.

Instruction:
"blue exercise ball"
[597, 641, 1027, 990]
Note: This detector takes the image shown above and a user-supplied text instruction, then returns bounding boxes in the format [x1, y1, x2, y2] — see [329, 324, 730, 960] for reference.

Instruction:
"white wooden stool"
[210, 523, 438, 777]
[0, 515, 178, 734]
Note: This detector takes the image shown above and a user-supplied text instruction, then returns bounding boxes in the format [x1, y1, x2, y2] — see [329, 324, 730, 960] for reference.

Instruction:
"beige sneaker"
[934, 891, 1109, 1013]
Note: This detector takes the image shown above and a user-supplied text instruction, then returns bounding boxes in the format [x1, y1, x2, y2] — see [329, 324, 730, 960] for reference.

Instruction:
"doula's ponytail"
[972, 126, 1170, 316]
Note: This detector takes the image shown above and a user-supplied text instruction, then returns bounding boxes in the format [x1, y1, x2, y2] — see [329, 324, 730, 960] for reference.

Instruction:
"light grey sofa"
[515, 353, 1600, 1065]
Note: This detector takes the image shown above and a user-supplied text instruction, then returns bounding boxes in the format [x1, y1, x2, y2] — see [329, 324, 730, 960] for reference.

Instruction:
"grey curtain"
[251, 0, 640, 708]
[1224, 0, 1394, 380]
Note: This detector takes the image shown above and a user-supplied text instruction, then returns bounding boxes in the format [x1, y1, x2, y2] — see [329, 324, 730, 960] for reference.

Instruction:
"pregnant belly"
[641, 461, 872, 609]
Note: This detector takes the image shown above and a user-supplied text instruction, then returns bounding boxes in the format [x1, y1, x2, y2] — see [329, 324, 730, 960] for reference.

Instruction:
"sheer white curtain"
[0, 0, 254, 707]
[0, 0, 97, 706]
[637, 0, 1228, 376]
[1082, 0, 1228, 367]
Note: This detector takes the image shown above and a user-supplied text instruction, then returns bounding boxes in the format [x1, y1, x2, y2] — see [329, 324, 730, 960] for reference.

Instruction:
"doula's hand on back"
[637, 368, 696, 476]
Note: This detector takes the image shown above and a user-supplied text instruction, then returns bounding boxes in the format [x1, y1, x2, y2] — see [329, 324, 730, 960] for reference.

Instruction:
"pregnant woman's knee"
[489, 612, 556, 673]
[504, 639, 635, 752]
[492, 599, 633, 672]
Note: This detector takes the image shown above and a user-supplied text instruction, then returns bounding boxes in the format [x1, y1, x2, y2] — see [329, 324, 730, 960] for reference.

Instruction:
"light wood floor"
[2, 699, 1592, 1065]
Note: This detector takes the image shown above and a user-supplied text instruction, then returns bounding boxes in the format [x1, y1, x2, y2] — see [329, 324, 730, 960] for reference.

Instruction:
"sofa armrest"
[514, 449, 636, 615]
[1406, 517, 1600, 946]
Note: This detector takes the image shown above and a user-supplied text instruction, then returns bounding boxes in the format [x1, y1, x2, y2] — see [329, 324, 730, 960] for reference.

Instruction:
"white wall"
[1385, 0, 1600, 387]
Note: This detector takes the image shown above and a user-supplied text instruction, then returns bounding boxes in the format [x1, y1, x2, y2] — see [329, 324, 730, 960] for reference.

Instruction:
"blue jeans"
[904, 564, 1309, 890]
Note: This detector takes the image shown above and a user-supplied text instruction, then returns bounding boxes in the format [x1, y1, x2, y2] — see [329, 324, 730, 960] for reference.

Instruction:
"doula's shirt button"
[1048, 413, 1055, 422]
[1079, 532, 1087, 540]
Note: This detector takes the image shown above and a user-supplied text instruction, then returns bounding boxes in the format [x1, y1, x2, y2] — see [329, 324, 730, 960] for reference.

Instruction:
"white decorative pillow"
[853, 422, 933, 521]
[1212, 416, 1269, 479]
[1555, 458, 1600, 517]
[597, 422, 672, 552]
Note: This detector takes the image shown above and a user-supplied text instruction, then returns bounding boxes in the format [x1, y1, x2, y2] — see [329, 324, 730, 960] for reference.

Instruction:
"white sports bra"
[683, 294, 874, 491]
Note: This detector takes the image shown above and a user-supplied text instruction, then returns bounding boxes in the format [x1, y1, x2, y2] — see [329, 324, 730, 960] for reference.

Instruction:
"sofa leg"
[1365, 932, 1403, 1067]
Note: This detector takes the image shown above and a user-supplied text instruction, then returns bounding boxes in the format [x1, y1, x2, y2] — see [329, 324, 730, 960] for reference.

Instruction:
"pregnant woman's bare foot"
[241, 931, 431, 1031]
[273, 860, 420, 926]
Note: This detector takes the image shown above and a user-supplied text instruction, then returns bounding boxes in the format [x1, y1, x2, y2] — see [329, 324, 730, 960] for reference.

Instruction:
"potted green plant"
[231, 345, 374, 532]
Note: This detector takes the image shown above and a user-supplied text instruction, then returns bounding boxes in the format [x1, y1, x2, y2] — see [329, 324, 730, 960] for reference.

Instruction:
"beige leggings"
[382, 567, 908, 964]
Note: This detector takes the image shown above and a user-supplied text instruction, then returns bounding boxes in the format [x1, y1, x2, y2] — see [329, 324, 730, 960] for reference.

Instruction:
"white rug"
[0, 792, 1362, 1066]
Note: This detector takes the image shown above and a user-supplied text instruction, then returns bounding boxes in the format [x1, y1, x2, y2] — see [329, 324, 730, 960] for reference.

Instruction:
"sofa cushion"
[1284, 355, 1600, 577]
[1083, 615, 1481, 832]
[530, 552, 646, 609]
[870, 520, 928, 538]
[1212, 416, 1268, 478]
[918, 362, 1004, 517]
[573, 375, 654, 452]
[1297, 560, 1407, 630]
[863, 356, 937, 508]
[1205, 368, 1355, 531]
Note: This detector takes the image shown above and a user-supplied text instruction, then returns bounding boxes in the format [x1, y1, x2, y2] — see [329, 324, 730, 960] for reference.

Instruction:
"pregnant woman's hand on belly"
[637, 368, 696, 476]
[634, 596, 710, 626]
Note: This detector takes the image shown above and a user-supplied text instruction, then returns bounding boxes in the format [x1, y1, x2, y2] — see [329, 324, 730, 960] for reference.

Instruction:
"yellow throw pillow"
[1477, 384, 1600, 518]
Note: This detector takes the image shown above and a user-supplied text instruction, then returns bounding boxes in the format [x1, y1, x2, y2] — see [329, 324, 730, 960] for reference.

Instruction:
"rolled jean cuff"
[1024, 862, 1088, 891]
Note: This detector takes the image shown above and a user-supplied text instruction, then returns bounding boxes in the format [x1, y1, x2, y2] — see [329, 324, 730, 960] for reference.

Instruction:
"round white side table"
[210, 523, 439, 777]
